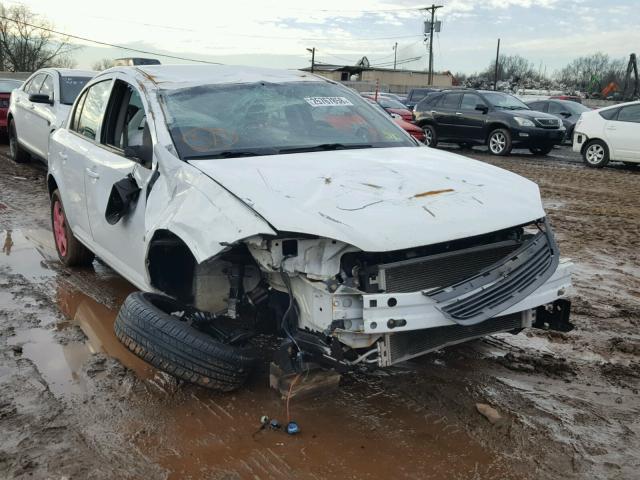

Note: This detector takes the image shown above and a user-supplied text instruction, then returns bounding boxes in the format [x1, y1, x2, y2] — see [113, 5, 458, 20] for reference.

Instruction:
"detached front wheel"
[488, 128, 512, 156]
[114, 292, 256, 392]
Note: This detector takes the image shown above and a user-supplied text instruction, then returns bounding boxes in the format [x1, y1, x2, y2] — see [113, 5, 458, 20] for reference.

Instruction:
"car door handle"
[606, 126, 616, 130]
[85, 168, 100, 179]
[58, 151, 67, 160]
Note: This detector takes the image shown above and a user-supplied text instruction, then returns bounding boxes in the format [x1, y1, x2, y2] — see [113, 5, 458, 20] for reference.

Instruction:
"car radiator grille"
[379, 312, 525, 366]
[378, 241, 521, 293]
[535, 118, 561, 128]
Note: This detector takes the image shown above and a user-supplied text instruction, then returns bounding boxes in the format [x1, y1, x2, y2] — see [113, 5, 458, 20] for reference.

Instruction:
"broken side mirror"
[28, 93, 53, 105]
[475, 104, 489, 114]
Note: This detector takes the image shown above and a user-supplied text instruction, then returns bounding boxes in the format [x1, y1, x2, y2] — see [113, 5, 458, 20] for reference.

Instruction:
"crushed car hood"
[190, 147, 545, 252]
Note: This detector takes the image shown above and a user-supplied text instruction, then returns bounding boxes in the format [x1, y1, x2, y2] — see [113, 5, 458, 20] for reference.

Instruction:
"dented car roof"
[125, 64, 323, 89]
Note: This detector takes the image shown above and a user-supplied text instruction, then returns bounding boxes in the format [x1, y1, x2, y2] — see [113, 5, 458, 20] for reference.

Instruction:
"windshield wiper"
[184, 149, 279, 160]
[278, 143, 372, 154]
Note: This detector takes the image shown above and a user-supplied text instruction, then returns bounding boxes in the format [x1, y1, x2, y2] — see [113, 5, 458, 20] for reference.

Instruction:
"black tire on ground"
[114, 292, 255, 392]
[487, 128, 512, 156]
[50, 189, 95, 267]
[529, 145, 553, 155]
[422, 124, 438, 147]
[9, 119, 30, 163]
[582, 139, 609, 168]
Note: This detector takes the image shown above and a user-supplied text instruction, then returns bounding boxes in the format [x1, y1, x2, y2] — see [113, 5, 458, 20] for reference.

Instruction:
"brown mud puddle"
[1, 227, 518, 479]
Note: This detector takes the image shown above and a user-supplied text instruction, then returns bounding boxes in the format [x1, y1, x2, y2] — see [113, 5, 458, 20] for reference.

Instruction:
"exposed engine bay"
[190, 218, 573, 371]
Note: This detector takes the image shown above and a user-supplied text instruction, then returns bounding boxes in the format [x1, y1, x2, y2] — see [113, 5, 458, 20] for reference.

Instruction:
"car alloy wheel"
[52, 199, 68, 258]
[489, 132, 507, 154]
[585, 144, 605, 165]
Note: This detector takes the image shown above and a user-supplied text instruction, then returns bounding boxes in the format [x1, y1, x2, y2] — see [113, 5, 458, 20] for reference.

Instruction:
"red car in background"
[363, 97, 424, 142]
[363, 94, 414, 122]
[0, 79, 23, 134]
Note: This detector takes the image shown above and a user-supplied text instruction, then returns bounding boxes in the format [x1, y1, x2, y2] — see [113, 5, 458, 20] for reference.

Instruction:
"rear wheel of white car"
[423, 125, 438, 147]
[488, 128, 512, 156]
[114, 292, 256, 392]
[50, 190, 95, 267]
[8, 119, 30, 163]
[583, 140, 609, 168]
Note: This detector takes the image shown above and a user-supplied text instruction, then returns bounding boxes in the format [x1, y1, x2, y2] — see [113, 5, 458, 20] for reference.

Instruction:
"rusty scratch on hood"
[413, 188, 455, 198]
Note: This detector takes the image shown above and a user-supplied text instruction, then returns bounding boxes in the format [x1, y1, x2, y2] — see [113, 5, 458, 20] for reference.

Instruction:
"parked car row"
[11, 63, 573, 391]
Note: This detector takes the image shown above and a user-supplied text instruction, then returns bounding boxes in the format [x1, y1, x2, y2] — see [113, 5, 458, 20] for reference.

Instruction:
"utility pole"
[422, 4, 443, 86]
[393, 42, 398, 70]
[493, 38, 501, 91]
[306, 47, 315, 73]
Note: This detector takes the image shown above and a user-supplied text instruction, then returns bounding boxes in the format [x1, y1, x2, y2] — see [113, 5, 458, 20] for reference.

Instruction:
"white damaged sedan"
[47, 65, 573, 390]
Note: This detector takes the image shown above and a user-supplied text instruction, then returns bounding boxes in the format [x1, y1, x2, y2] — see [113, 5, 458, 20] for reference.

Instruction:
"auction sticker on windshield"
[304, 97, 353, 107]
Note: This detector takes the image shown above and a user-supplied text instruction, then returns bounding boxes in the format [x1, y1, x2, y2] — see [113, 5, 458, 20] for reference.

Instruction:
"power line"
[0, 13, 223, 64]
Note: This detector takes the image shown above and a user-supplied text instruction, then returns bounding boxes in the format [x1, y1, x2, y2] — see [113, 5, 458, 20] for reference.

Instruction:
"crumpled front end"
[244, 218, 573, 368]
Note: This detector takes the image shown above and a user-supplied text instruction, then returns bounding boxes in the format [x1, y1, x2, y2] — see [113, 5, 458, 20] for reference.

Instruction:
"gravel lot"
[0, 144, 638, 479]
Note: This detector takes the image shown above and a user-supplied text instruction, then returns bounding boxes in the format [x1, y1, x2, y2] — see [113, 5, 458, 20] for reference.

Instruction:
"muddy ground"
[0, 144, 638, 480]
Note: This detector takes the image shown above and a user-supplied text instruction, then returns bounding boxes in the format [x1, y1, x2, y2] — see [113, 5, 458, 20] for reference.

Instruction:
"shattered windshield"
[160, 81, 415, 160]
[483, 92, 530, 110]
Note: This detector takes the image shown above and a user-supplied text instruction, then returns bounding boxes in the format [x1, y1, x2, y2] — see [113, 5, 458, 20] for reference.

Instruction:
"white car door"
[29, 73, 57, 159]
[13, 73, 45, 152]
[82, 78, 154, 287]
[606, 104, 640, 161]
[53, 81, 112, 244]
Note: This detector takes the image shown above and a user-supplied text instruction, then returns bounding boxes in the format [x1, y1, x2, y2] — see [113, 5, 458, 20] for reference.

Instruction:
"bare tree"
[0, 3, 78, 72]
[92, 58, 115, 71]
[556, 53, 625, 93]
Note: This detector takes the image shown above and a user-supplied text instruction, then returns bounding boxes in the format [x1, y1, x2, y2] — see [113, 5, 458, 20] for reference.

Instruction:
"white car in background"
[8, 68, 94, 163]
[573, 101, 640, 168]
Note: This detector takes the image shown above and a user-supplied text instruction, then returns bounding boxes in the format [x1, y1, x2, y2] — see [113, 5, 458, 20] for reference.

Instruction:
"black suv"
[414, 89, 566, 155]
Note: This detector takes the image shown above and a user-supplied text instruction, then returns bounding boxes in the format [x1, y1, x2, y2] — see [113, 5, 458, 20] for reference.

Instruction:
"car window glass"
[39, 75, 54, 100]
[60, 76, 92, 105]
[441, 93, 462, 109]
[71, 90, 88, 131]
[27, 74, 44, 94]
[460, 94, 482, 110]
[548, 102, 566, 115]
[75, 81, 112, 140]
[103, 81, 148, 150]
[599, 108, 619, 120]
[617, 105, 640, 123]
[528, 102, 546, 112]
[0, 80, 22, 92]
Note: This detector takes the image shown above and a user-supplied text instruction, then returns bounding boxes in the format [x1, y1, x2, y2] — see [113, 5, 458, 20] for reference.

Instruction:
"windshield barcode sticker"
[304, 97, 353, 107]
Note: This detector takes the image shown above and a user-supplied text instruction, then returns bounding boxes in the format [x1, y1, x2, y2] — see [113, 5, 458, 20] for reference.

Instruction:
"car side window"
[529, 101, 546, 112]
[599, 108, 619, 120]
[71, 90, 88, 132]
[441, 93, 462, 109]
[27, 74, 45, 95]
[616, 105, 640, 124]
[548, 102, 565, 115]
[74, 81, 112, 141]
[102, 81, 148, 151]
[460, 93, 483, 110]
[39, 75, 54, 100]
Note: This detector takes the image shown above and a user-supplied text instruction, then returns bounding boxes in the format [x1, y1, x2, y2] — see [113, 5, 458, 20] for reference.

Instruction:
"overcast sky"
[7, 0, 639, 74]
